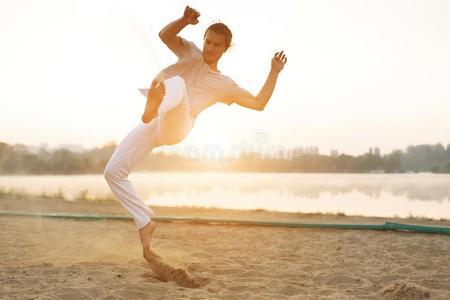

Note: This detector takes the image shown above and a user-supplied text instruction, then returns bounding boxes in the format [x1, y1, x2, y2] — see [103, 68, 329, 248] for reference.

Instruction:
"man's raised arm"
[159, 6, 200, 52]
[234, 51, 288, 111]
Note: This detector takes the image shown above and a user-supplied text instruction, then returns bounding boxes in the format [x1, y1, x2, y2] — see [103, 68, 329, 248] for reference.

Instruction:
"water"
[1, 173, 450, 219]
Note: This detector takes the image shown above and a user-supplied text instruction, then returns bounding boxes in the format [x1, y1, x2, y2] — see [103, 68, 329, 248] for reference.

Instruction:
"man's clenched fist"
[182, 6, 200, 25]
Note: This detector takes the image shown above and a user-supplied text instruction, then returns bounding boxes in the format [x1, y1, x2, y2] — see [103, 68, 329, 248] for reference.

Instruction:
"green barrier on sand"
[385, 222, 450, 235]
[0, 210, 449, 235]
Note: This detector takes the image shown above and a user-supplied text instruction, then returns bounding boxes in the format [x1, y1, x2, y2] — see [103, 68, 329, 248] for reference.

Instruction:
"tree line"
[1, 141, 450, 174]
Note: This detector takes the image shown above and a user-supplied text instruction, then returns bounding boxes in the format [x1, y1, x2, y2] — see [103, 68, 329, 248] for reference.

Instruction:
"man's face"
[203, 30, 228, 64]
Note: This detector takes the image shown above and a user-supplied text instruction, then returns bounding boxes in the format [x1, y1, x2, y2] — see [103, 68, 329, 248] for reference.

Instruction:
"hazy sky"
[1, 0, 449, 156]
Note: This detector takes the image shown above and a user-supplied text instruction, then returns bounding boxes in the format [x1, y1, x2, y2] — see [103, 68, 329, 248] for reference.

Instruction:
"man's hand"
[182, 6, 200, 25]
[271, 50, 288, 73]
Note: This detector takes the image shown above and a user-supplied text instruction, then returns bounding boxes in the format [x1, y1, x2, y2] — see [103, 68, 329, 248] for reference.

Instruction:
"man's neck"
[206, 60, 219, 72]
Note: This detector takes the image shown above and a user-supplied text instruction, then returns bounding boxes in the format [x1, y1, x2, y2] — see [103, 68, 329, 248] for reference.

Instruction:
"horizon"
[1, 0, 450, 156]
[4, 139, 450, 159]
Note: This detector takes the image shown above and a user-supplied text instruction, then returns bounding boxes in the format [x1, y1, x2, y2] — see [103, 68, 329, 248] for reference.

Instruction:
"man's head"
[203, 22, 232, 65]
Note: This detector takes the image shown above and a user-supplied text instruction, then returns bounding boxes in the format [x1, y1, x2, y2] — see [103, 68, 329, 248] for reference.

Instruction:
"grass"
[0, 187, 30, 199]
[39, 189, 66, 200]
[407, 211, 434, 221]
[0, 186, 115, 202]
[74, 189, 115, 202]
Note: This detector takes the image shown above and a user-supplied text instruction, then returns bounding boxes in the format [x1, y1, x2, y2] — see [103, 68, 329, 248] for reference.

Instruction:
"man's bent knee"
[104, 162, 118, 182]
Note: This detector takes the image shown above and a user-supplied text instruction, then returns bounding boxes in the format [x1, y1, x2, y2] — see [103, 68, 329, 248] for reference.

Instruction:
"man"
[104, 5, 287, 264]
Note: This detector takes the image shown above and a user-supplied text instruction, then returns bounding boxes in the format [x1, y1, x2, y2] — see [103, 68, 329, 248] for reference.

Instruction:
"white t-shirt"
[142, 38, 251, 119]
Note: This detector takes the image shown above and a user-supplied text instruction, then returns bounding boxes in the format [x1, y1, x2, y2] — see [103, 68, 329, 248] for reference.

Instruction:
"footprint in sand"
[381, 281, 431, 299]
[144, 250, 201, 288]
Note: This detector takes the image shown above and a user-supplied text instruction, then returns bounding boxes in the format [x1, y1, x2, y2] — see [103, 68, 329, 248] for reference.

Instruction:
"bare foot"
[139, 221, 157, 251]
[143, 247, 162, 263]
[141, 80, 165, 123]
[147, 221, 157, 245]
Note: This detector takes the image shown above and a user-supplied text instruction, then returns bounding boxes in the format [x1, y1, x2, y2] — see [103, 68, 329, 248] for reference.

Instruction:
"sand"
[1, 196, 449, 299]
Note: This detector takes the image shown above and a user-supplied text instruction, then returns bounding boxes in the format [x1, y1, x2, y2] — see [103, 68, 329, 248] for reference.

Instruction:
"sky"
[1, 0, 450, 156]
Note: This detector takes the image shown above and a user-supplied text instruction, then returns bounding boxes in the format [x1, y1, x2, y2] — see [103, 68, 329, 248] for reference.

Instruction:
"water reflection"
[129, 173, 450, 202]
[1, 173, 449, 219]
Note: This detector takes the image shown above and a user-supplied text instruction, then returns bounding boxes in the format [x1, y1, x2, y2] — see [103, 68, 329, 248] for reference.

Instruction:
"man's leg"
[157, 76, 193, 146]
[104, 76, 192, 260]
[104, 119, 159, 229]
[104, 118, 161, 259]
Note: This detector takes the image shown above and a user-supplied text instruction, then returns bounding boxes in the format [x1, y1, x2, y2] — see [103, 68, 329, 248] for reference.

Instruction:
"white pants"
[104, 76, 193, 229]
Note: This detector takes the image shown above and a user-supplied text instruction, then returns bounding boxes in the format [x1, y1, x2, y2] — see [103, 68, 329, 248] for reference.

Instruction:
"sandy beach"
[1, 196, 449, 299]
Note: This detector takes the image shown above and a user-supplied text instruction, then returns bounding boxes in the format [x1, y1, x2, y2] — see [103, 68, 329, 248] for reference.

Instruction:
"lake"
[1, 173, 449, 220]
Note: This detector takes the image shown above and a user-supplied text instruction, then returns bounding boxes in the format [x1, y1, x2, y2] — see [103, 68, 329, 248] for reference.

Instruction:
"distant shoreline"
[1, 193, 449, 223]
[2, 141, 450, 174]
